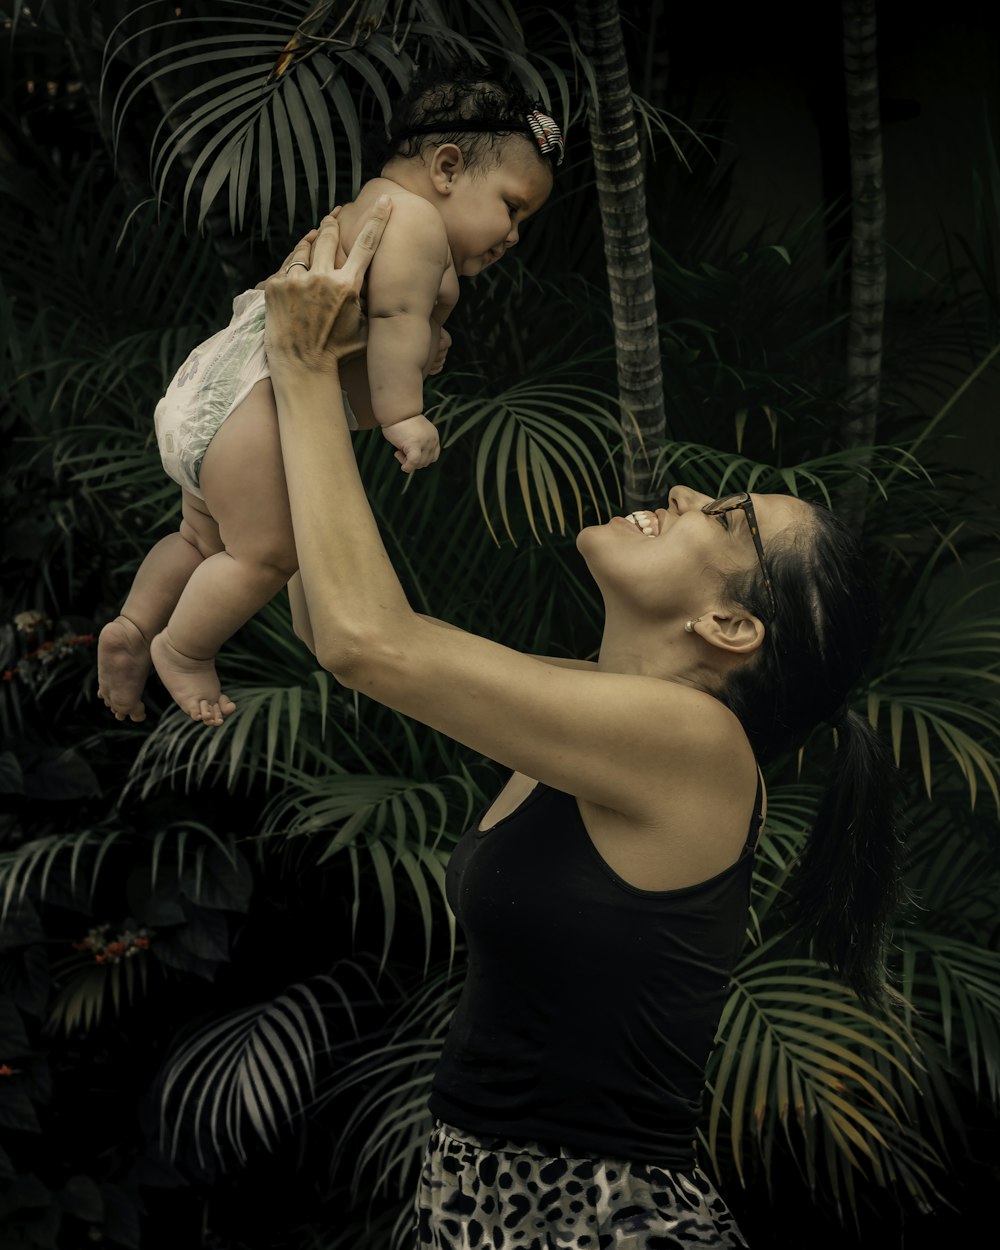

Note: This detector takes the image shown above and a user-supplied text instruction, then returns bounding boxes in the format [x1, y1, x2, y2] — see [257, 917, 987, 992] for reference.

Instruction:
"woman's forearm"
[269, 365, 414, 675]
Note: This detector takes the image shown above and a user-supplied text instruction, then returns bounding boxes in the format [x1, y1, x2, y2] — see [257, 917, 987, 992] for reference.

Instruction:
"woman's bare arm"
[265, 211, 755, 830]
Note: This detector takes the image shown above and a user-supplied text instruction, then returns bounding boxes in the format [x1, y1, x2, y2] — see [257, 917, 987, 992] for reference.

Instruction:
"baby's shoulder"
[342, 179, 448, 256]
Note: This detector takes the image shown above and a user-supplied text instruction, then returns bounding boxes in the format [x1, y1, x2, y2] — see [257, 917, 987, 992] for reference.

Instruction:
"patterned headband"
[392, 109, 565, 166]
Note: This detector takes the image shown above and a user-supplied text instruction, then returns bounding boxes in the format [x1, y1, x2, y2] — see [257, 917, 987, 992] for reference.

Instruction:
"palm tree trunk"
[575, 0, 668, 512]
[838, 0, 886, 530]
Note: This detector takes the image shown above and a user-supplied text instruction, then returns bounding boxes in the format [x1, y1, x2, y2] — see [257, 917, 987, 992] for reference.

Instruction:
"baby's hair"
[375, 66, 564, 173]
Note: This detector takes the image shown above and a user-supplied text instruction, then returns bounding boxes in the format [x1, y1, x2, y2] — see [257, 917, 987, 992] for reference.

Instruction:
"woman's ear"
[691, 610, 766, 656]
[429, 143, 464, 193]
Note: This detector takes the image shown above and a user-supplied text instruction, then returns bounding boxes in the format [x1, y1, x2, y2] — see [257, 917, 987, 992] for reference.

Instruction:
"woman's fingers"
[340, 195, 392, 287]
[309, 212, 344, 275]
[258, 230, 318, 289]
[281, 233, 315, 278]
[283, 230, 317, 270]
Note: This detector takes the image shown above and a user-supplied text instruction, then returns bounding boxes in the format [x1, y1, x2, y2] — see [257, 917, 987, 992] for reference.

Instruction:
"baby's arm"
[340, 325, 453, 431]
[364, 198, 451, 471]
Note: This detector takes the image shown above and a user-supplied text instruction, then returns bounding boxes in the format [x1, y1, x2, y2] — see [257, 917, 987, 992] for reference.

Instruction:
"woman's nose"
[668, 485, 712, 513]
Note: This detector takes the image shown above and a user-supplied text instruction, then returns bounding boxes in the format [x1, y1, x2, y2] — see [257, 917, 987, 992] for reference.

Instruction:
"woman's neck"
[596, 618, 725, 696]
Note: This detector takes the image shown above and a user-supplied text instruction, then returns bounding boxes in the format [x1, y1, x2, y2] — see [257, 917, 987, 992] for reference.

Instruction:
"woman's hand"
[263, 196, 391, 372]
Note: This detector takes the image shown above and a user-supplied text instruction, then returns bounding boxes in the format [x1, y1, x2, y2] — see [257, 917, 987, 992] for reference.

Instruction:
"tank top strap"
[746, 766, 765, 854]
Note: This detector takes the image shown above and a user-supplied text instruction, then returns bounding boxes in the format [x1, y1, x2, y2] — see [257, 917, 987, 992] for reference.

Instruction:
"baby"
[97, 70, 562, 726]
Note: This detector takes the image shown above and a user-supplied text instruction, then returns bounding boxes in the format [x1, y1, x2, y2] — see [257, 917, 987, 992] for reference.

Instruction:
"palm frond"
[0, 826, 126, 921]
[901, 934, 1000, 1106]
[260, 769, 467, 971]
[158, 972, 365, 1168]
[318, 962, 460, 1205]
[704, 943, 933, 1203]
[45, 950, 153, 1036]
[903, 793, 1000, 938]
[101, 0, 574, 233]
[745, 783, 819, 935]
[436, 377, 620, 544]
[650, 442, 925, 505]
[866, 542, 1000, 812]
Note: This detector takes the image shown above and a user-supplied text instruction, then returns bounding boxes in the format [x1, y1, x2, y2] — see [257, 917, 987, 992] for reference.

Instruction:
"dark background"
[2, 2, 998, 1247]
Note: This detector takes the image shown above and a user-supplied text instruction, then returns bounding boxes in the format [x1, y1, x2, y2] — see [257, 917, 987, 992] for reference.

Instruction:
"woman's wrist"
[269, 366, 345, 423]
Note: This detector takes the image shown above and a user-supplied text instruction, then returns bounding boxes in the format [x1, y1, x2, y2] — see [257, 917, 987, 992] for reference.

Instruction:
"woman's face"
[577, 485, 811, 621]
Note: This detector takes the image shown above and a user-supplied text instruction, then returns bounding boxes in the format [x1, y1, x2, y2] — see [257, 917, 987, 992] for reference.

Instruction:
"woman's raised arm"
[264, 209, 756, 853]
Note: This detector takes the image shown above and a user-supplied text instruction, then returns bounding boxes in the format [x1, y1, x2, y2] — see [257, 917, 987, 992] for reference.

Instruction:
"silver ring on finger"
[285, 261, 309, 274]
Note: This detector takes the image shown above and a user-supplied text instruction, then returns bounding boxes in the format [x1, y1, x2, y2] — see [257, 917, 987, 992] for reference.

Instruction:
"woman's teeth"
[626, 510, 658, 536]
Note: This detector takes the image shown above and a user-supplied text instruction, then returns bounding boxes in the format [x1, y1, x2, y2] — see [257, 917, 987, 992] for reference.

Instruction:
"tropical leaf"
[865, 540, 1000, 812]
[704, 945, 938, 1206]
[649, 442, 924, 506]
[260, 768, 469, 971]
[318, 962, 460, 1205]
[902, 792, 1000, 940]
[744, 783, 818, 937]
[45, 951, 153, 1036]
[125, 683, 344, 797]
[158, 971, 371, 1168]
[100, 0, 578, 233]
[436, 376, 620, 544]
[0, 827, 125, 921]
[900, 933, 1000, 1106]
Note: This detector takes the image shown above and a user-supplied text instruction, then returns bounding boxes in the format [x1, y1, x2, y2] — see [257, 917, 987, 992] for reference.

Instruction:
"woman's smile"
[611, 510, 663, 537]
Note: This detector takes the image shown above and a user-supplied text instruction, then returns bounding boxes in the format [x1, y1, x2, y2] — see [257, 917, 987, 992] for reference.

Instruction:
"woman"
[263, 201, 903, 1248]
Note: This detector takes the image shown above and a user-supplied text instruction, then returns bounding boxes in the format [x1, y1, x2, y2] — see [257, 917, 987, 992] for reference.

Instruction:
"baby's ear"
[430, 143, 465, 192]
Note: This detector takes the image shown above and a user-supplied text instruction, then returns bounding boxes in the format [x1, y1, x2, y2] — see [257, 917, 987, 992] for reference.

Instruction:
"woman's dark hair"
[372, 66, 556, 173]
[720, 502, 906, 1007]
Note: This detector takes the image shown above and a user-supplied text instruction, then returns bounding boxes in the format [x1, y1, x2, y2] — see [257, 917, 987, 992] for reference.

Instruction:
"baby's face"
[439, 139, 553, 277]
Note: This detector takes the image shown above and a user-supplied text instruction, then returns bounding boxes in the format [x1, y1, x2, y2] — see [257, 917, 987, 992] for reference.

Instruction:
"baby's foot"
[149, 632, 237, 727]
[97, 616, 151, 722]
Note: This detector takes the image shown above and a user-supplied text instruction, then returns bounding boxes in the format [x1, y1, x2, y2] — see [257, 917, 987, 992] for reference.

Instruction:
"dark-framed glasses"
[701, 492, 777, 618]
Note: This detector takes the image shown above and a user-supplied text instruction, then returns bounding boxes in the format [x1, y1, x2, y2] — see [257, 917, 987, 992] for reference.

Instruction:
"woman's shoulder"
[635, 679, 759, 805]
[648, 678, 752, 748]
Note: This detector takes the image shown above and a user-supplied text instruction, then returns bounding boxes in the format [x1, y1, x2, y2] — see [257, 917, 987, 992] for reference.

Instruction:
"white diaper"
[154, 288, 358, 499]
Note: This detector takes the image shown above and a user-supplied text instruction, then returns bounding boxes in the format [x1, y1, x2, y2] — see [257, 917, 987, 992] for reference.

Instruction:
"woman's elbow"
[292, 622, 317, 656]
[315, 633, 395, 690]
[316, 638, 363, 686]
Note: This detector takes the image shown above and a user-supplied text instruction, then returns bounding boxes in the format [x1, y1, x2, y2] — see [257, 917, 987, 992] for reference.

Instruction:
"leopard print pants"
[414, 1120, 749, 1249]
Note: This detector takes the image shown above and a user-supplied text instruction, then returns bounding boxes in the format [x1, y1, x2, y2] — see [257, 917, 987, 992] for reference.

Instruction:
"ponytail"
[720, 504, 906, 1007]
[791, 709, 907, 1006]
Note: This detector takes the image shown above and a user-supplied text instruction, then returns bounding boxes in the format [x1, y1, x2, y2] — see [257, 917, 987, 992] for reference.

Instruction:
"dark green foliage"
[2, 4, 1000, 1249]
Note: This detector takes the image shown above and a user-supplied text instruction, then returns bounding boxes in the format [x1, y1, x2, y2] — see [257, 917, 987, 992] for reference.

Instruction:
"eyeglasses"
[701, 492, 777, 618]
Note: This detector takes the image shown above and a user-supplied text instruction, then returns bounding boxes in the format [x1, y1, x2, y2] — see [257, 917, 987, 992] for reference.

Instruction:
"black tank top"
[428, 778, 762, 1168]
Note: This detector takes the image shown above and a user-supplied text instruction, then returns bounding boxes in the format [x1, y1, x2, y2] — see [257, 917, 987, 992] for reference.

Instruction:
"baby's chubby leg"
[150, 379, 298, 726]
[97, 494, 224, 721]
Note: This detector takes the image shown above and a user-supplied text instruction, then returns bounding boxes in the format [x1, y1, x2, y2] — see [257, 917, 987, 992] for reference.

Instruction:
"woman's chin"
[575, 523, 602, 555]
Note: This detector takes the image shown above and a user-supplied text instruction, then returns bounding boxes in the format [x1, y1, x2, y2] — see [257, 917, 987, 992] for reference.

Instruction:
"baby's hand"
[381, 413, 440, 473]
